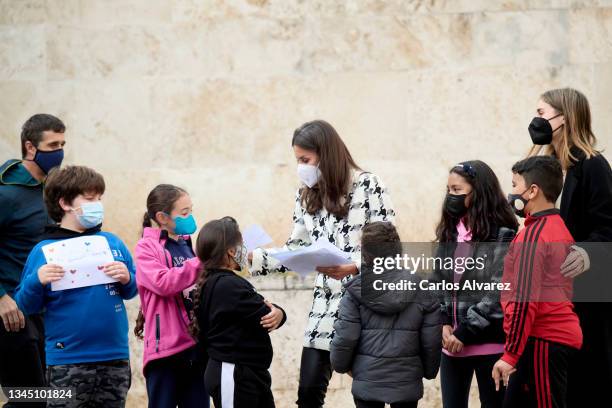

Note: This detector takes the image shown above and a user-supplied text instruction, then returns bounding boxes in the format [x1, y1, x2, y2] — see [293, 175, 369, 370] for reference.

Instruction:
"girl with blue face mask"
[134, 184, 210, 408]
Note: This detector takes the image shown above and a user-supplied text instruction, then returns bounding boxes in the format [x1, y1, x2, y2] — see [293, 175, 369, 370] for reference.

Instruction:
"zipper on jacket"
[453, 291, 458, 329]
[155, 314, 160, 352]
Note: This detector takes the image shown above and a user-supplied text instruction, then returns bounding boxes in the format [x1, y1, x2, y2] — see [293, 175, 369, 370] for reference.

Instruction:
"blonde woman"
[526, 88, 612, 407]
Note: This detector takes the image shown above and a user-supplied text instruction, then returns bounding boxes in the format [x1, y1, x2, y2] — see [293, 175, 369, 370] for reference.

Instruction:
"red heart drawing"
[97, 265, 104, 270]
[70, 269, 77, 274]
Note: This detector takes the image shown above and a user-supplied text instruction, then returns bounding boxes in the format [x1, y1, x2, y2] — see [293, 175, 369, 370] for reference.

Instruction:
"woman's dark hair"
[435, 160, 518, 242]
[292, 120, 362, 218]
[361, 221, 402, 266]
[134, 184, 188, 340]
[189, 216, 243, 338]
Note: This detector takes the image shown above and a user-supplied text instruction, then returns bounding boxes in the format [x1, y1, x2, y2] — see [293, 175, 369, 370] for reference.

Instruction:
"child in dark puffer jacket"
[331, 221, 442, 408]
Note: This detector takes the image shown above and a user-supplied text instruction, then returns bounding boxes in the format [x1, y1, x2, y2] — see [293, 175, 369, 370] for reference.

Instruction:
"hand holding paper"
[42, 236, 118, 291]
[103, 262, 131, 285]
[38, 264, 65, 285]
[270, 239, 353, 278]
[316, 264, 358, 280]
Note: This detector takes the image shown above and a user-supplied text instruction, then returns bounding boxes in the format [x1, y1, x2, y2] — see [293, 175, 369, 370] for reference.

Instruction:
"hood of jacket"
[345, 267, 420, 315]
[42, 224, 103, 240]
[0, 159, 40, 187]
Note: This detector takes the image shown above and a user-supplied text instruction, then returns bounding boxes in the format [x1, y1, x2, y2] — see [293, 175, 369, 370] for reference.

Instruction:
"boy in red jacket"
[492, 156, 582, 408]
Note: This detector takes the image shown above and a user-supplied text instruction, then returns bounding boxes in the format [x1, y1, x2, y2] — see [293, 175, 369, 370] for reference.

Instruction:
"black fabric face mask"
[528, 113, 563, 145]
[507, 188, 531, 218]
[444, 193, 468, 218]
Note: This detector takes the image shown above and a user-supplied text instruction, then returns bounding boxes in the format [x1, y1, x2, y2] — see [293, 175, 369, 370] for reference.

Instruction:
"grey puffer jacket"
[330, 273, 441, 403]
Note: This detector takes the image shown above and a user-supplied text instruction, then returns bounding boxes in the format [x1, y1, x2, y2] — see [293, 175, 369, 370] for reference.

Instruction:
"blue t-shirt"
[15, 231, 138, 366]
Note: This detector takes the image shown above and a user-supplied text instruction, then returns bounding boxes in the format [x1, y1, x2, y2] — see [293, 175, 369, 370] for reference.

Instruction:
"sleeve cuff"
[249, 248, 266, 276]
[501, 351, 519, 367]
[0, 285, 6, 298]
[273, 303, 287, 328]
[453, 324, 475, 345]
[440, 310, 453, 326]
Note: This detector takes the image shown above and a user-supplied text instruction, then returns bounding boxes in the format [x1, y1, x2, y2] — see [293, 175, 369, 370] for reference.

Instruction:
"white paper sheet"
[270, 239, 353, 277]
[42, 236, 117, 291]
[242, 224, 273, 252]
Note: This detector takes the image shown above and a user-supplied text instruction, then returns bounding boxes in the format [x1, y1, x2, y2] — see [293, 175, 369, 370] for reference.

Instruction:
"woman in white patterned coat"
[248, 120, 396, 408]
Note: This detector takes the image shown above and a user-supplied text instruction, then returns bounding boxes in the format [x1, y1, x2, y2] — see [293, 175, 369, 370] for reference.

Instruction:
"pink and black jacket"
[135, 227, 201, 372]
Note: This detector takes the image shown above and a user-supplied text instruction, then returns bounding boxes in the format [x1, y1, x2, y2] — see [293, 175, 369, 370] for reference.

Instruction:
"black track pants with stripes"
[503, 337, 577, 408]
[204, 358, 275, 408]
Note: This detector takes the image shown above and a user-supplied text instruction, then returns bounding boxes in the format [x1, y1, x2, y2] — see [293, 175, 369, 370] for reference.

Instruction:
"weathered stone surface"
[1, 1, 611, 406]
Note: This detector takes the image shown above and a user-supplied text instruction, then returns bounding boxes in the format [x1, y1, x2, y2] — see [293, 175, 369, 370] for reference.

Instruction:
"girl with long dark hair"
[192, 217, 286, 408]
[433, 161, 518, 408]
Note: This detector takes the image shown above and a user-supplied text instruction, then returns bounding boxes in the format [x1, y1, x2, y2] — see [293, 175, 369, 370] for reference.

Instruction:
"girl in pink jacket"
[134, 184, 209, 408]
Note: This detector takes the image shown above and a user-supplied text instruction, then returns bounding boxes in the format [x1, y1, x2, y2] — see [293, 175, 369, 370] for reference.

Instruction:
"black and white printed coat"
[250, 171, 396, 351]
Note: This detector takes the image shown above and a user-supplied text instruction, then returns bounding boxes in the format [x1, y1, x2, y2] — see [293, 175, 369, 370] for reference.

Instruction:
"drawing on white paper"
[42, 236, 117, 291]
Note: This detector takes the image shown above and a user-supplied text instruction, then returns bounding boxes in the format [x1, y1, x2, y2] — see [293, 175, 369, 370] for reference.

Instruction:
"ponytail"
[142, 184, 188, 234]
[143, 212, 153, 228]
[189, 265, 207, 338]
[134, 308, 145, 340]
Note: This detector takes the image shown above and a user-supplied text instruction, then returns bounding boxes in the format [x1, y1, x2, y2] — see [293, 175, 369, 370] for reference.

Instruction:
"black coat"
[560, 149, 612, 302]
[196, 268, 287, 369]
[561, 149, 612, 242]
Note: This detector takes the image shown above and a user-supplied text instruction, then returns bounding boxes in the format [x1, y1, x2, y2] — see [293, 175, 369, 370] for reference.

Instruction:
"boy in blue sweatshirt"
[15, 165, 137, 408]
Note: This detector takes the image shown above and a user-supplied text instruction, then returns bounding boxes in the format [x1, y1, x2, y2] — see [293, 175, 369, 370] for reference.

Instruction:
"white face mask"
[232, 243, 248, 270]
[297, 163, 321, 188]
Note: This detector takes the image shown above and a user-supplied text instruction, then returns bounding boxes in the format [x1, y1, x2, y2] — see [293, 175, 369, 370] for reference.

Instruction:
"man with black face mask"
[0, 114, 66, 406]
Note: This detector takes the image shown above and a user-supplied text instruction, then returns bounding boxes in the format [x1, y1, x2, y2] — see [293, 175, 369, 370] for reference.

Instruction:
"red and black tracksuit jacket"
[500, 209, 583, 407]
[501, 209, 583, 368]
[502, 209, 582, 366]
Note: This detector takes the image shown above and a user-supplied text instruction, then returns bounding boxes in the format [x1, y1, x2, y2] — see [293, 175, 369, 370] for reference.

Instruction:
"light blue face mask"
[172, 214, 197, 235]
[74, 202, 104, 229]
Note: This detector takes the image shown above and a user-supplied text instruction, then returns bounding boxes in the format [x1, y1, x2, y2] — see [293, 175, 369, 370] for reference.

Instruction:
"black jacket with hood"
[196, 268, 287, 370]
[330, 272, 441, 404]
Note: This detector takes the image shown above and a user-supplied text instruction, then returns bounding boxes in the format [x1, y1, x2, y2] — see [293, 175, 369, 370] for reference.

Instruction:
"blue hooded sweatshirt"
[0, 159, 50, 298]
[15, 224, 138, 365]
